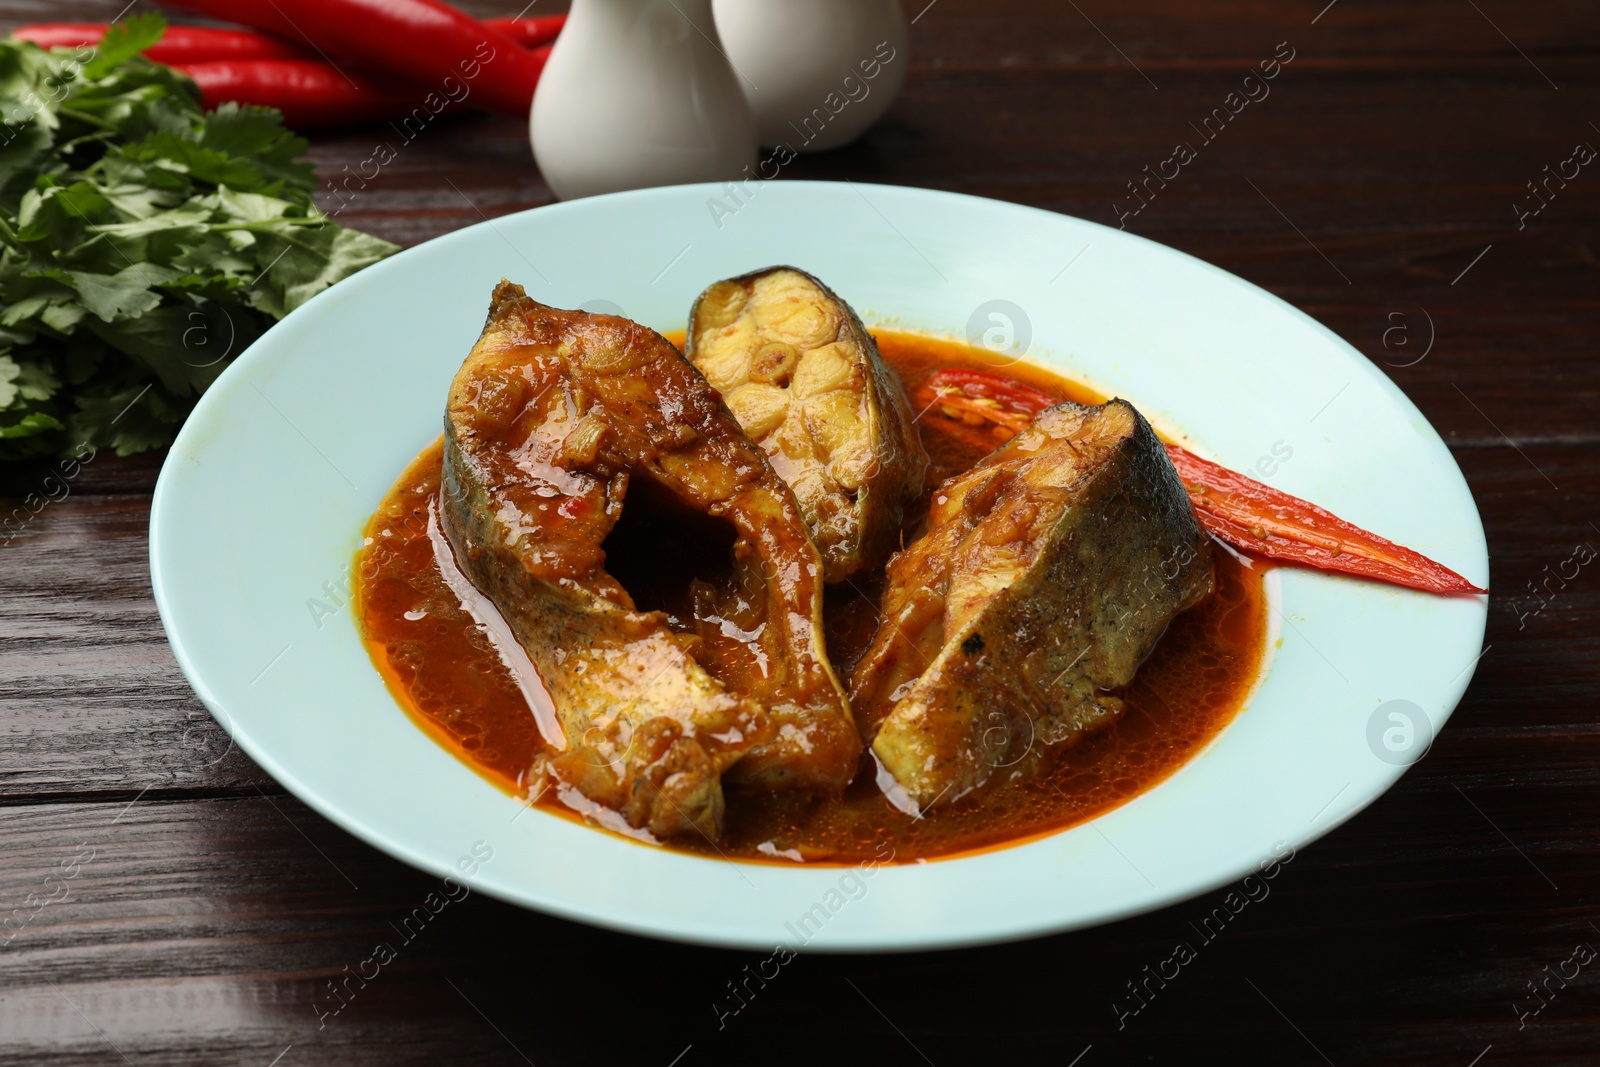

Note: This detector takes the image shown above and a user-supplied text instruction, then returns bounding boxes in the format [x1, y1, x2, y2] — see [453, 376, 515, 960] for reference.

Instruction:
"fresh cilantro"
[0, 15, 398, 460]
[80, 12, 167, 79]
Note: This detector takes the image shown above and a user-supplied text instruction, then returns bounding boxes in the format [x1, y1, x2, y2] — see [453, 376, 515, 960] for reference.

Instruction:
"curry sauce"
[355, 330, 1268, 864]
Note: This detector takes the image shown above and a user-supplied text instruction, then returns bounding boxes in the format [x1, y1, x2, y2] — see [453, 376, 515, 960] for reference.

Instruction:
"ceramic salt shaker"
[711, 0, 909, 152]
[531, 0, 756, 200]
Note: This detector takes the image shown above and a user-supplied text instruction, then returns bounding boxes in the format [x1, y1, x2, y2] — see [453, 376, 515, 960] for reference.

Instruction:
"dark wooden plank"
[0, 493, 275, 800]
[902, 0, 1600, 66]
[0, 771, 1595, 1066]
[0, 452, 165, 497]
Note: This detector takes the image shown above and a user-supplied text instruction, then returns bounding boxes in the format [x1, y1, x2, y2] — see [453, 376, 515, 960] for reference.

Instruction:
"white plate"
[150, 182, 1487, 952]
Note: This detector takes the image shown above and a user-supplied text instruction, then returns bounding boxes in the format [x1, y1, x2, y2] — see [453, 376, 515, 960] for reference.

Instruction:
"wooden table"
[4, 1, 1597, 1063]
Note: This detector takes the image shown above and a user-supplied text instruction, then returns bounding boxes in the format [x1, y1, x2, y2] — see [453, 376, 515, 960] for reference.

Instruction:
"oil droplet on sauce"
[353, 331, 1269, 865]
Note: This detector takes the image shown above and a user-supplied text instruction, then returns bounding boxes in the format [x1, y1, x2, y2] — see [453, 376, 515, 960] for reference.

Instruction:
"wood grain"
[1, 0, 1597, 1063]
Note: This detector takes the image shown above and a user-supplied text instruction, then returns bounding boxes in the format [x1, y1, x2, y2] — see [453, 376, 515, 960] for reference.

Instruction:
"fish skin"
[441, 282, 859, 838]
[851, 399, 1214, 808]
[685, 266, 927, 583]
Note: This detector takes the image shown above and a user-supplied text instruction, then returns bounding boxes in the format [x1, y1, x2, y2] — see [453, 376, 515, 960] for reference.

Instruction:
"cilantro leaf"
[0, 17, 399, 462]
[0, 352, 19, 407]
[200, 103, 314, 190]
[81, 13, 168, 79]
[0, 409, 65, 444]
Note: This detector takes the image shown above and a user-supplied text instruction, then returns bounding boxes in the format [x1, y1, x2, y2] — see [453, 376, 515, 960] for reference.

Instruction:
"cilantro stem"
[55, 106, 118, 130]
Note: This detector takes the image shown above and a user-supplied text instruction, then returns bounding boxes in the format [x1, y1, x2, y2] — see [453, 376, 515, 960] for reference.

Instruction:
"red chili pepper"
[174, 59, 422, 128]
[14, 18, 562, 61]
[13, 22, 309, 62]
[916, 366, 1485, 596]
[15, 17, 554, 128]
[482, 15, 566, 49]
[166, 0, 543, 117]
[1165, 444, 1485, 594]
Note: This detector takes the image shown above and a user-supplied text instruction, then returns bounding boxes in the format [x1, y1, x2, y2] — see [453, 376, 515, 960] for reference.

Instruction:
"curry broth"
[355, 330, 1268, 864]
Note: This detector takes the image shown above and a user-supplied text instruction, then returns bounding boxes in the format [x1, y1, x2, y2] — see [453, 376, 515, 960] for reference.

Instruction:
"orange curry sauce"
[354, 331, 1269, 864]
